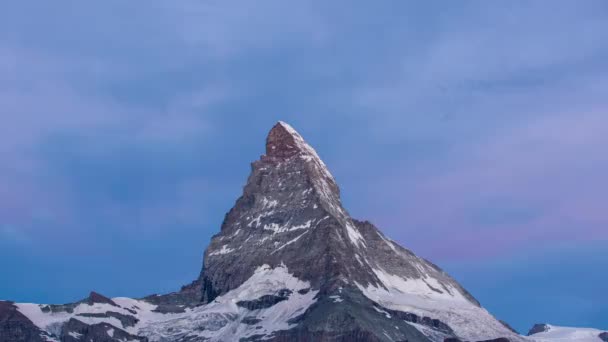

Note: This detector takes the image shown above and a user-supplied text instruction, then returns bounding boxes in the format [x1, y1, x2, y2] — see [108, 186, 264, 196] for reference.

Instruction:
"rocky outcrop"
[85, 292, 118, 307]
[76, 311, 139, 328]
[41, 291, 119, 315]
[61, 318, 146, 342]
[599, 331, 608, 342]
[527, 323, 550, 335]
[0, 301, 48, 342]
[236, 289, 293, 310]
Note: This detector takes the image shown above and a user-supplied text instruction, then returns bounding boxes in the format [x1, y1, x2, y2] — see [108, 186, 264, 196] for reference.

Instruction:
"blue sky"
[1, 0, 607, 333]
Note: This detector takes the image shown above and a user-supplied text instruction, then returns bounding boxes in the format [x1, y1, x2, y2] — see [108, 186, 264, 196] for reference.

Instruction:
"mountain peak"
[266, 121, 307, 158]
[265, 121, 337, 186]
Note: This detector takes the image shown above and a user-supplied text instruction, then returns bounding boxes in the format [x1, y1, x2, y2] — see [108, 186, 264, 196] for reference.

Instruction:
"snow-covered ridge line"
[14, 264, 319, 342]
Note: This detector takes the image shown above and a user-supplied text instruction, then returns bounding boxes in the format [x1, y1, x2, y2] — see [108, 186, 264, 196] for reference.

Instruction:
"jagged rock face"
[0, 301, 48, 342]
[60, 318, 146, 342]
[200, 122, 478, 302]
[191, 122, 519, 341]
[527, 324, 550, 336]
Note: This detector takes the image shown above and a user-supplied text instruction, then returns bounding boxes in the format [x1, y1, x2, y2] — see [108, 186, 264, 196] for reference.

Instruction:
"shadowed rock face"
[599, 331, 608, 342]
[0, 301, 47, 342]
[61, 318, 147, 342]
[41, 291, 120, 315]
[76, 311, 139, 328]
[236, 289, 293, 310]
[85, 292, 118, 307]
[527, 324, 550, 336]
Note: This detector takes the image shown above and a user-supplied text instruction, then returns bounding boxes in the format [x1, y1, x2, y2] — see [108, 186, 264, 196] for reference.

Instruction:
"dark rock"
[267, 287, 434, 342]
[297, 288, 310, 295]
[61, 318, 147, 342]
[527, 323, 550, 336]
[0, 301, 48, 342]
[151, 304, 187, 314]
[599, 332, 608, 342]
[76, 311, 139, 328]
[40, 303, 76, 314]
[241, 317, 262, 325]
[86, 291, 118, 307]
[142, 279, 204, 307]
[236, 290, 292, 310]
[476, 338, 510, 342]
[40, 291, 118, 315]
[377, 304, 453, 335]
[236, 294, 287, 310]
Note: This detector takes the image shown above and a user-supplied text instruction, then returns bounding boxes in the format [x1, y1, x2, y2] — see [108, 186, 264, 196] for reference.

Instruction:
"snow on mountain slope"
[13, 264, 317, 342]
[356, 267, 517, 341]
[528, 325, 607, 342]
[138, 263, 318, 341]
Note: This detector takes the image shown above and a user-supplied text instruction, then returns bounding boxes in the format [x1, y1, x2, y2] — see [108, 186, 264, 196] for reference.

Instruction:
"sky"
[1, 0, 607, 334]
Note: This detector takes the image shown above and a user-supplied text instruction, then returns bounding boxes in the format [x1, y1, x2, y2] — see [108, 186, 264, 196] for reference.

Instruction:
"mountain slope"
[527, 324, 607, 342]
[182, 121, 520, 341]
[2, 121, 579, 342]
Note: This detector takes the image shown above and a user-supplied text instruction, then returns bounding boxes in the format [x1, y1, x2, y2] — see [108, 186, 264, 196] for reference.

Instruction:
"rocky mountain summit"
[1, 122, 602, 342]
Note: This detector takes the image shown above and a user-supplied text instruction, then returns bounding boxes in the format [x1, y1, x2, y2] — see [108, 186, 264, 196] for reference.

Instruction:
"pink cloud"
[367, 110, 608, 259]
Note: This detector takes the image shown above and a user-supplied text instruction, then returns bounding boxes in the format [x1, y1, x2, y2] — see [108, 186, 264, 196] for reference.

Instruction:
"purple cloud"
[359, 109, 608, 259]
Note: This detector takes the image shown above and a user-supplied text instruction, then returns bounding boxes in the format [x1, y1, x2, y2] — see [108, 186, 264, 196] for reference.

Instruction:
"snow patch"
[272, 231, 309, 254]
[373, 306, 392, 318]
[248, 211, 276, 228]
[68, 331, 83, 339]
[356, 268, 520, 342]
[138, 264, 318, 341]
[530, 325, 606, 341]
[264, 220, 312, 234]
[261, 197, 278, 209]
[209, 245, 235, 256]
[329, 295, 343, 303]
[345, 221, 366, 248]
